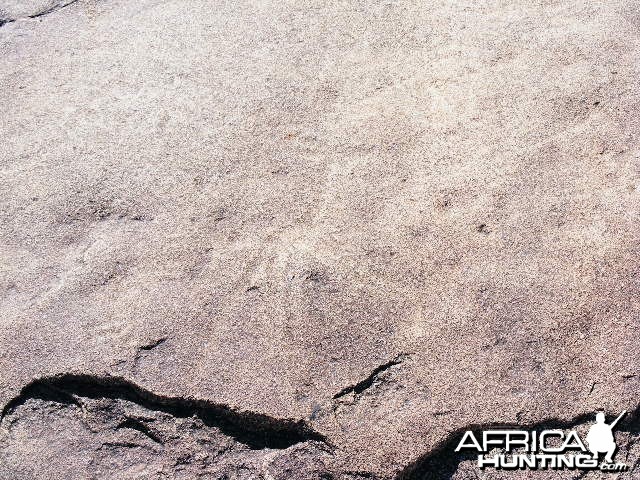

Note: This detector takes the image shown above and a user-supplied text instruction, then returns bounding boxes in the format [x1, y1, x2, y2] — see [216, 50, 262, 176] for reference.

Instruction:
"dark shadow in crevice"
[1, 374, 328, 450]
[333, 354, 408, 400]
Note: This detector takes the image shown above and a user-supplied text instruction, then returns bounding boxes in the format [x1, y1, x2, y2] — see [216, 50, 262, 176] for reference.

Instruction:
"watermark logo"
[455, 411, 628, 472]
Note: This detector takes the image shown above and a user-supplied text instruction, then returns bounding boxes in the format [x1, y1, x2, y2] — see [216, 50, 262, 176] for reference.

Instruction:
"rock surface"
[0, 0, 76, 25]
[0, 0, 639, 478]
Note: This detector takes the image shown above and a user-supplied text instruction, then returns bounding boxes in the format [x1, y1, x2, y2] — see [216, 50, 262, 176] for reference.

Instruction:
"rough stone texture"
[0, 0, 76, 25]
[0, 0, 639, 478]
[0, 376, 332, 479]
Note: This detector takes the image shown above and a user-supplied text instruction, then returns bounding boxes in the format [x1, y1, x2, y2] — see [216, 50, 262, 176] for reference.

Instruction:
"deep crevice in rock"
[333, 354, 408, 400]
[1, 374, 328, 450]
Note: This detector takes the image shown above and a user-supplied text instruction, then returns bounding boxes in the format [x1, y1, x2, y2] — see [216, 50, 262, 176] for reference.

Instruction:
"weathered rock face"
[0, 376, 333, 479]
[0, 0, 638, 478]
[1, 380, 639, 479]
[0, 0, 75, 25]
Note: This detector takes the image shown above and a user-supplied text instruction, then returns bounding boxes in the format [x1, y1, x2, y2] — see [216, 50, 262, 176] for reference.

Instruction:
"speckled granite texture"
[1, 1, 639, 478]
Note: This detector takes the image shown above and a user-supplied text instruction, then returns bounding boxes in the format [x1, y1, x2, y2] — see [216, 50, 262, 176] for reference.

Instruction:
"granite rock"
[1, 0, 639, 478]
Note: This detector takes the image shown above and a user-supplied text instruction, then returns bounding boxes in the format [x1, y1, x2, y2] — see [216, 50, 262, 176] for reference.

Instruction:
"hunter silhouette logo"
[455, 411, 629, 472]
[586, 411, 625, 463]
